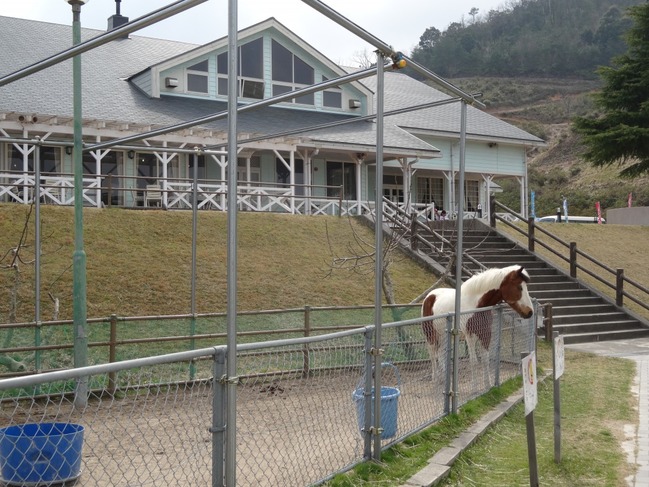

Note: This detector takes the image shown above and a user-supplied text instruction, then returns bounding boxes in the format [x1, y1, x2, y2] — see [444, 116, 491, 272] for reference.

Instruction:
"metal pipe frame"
[0, 0, 208, 88]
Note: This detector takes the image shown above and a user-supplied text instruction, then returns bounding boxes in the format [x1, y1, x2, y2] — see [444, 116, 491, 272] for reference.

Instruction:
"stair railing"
[381, 199, 486, 278]
[489, 196, 649, 316]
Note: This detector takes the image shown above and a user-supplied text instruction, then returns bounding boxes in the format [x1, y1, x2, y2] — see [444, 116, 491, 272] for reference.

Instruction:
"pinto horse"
[421, 265, 533, 387]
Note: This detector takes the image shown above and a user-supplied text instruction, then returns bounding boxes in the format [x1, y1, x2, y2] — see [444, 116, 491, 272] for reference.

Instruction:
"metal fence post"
[444, 314, 454, 415]
[212, 347, 227, 487]
[451, 314, 460, 414]
[108, 314, 117, 394]
[494, 306, 504, 387]
[362, 328, 373, 460]
[303, 306, 311, 377]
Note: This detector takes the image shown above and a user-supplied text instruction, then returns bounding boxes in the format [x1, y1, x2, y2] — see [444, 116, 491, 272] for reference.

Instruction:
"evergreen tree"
[573, 4, 649, 177]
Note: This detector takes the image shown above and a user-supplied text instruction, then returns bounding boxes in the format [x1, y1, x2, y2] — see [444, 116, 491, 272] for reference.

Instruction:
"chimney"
[108, 0, 129, 37]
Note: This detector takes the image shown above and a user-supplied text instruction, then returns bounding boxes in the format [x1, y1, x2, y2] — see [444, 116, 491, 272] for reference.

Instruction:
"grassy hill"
[2, 203, 649, 326]
[452, 76, 649, 215]
[0, 205, 436, 323]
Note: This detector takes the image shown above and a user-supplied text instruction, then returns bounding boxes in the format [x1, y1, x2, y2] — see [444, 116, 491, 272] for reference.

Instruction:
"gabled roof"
[133, 17, 373, 101]
[1, 15, 540, 157]
[361, 72, 545, 146]
[0, 15, 440, 158]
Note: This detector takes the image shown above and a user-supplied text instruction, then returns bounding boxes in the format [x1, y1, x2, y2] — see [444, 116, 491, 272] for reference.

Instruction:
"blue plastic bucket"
[0, 422, 84, 486]
[352, 386, 401, 439]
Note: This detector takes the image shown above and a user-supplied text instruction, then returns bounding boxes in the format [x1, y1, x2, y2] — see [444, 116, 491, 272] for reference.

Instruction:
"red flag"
[628, 192, 633, 208]
[596, 201, 602, 224]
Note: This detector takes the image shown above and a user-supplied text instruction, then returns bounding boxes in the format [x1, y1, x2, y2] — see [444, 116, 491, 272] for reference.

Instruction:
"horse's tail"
[421, 293, 439, 347]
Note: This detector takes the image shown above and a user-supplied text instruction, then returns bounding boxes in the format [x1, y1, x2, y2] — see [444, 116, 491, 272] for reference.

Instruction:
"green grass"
[0, 205, 435, 323]
[326, 342, 637, 486]
[442, 345, 636, 486]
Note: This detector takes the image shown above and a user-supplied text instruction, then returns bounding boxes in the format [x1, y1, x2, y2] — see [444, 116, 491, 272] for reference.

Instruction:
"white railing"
[0, 173, 102, 207]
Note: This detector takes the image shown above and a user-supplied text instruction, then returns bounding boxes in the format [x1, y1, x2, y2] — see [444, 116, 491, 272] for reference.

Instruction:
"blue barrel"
[0, 422, 84, 485]
[352, 386, 400, 439]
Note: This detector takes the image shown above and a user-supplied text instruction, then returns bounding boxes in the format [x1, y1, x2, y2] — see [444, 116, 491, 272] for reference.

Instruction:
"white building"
[0, 13, 544, 218]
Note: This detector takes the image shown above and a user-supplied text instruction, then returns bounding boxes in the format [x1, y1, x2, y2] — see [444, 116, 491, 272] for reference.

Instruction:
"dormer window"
[271, 40, 314, 105]
[187, 60, 208, 94]
[216, 38, 264, 100]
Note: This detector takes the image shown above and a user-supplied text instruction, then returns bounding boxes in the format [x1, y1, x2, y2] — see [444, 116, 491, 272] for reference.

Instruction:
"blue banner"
[530, 191, 536, 219]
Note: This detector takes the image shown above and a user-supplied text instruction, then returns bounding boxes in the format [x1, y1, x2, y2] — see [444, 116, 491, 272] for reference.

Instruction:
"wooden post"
[569, 242, 577, 278]
[489, 193, 496, 227]
[544, 302, 553, 342]
[528, 217, 535, 252]
[521, 351, 539, 487]
[410, 212, 418, 251]
[616, 269, 624, 306]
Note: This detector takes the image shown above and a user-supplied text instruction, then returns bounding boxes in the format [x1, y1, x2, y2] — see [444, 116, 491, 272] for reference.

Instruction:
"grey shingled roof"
[0, 16, 535, 156]
[361, 72, 545, 145]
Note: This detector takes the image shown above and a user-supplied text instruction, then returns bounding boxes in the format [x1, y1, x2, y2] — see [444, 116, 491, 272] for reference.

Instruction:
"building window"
[187, 59, 208, 94]
[417, 177, 444, 208]
[322, 76, 342, 109]
[237, 157, 261, 184]
[465, 180, 479, 212]
[9, 145, 61, 174]
[271, 40, 314, 105]
[217, 38, 264, 100]
[326, 161, 356, 199]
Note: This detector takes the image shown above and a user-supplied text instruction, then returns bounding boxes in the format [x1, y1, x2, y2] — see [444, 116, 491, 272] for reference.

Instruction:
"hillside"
[450, 76, 649, 216]
[0, 205, 436, 323]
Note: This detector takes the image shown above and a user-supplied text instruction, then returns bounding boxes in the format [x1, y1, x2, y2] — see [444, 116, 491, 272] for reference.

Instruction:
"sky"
[3, 0, 506, 66]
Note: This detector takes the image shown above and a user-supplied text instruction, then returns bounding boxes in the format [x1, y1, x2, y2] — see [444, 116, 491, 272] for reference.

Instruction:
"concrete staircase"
[409, 218, 649, 344]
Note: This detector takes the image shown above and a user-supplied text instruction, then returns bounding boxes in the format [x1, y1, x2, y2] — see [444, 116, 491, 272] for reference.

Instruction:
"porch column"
[300, 148, 316, 216]
[517, 175, 527, 219]
[355, 156, 362, 215]
[91, 139, 109, 208]
[290, 149, 295, 214]
[482, 174, 494, 220]
[398, 157, 416, 215]
[442, 171, 453, 214]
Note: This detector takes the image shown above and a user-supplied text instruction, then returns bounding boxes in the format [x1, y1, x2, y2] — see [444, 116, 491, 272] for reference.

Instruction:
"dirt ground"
[0, 357, 520, 486]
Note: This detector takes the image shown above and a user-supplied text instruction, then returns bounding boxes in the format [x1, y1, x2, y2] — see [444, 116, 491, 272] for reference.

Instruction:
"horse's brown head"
[500, 266, 533, 318]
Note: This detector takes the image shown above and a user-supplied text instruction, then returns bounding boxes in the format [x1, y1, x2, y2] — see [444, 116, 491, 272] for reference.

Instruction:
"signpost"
[521, 351, 539, 487]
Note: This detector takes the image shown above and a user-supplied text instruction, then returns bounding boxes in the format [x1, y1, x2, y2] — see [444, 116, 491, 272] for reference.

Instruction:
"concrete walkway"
[399, 337, 649, 487]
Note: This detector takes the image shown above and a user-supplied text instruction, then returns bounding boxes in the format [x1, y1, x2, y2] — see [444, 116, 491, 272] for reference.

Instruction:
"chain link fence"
[0, 302, 538, 486]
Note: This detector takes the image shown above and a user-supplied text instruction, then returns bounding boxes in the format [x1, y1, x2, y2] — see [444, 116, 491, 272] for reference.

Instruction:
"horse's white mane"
[462, 265, 527, 295]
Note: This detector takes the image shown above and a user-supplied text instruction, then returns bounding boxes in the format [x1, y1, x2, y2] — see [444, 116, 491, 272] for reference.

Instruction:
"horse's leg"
[477, 342, 491, 388]
[425, 342, 440, 382]
[464, 332, 480, 390]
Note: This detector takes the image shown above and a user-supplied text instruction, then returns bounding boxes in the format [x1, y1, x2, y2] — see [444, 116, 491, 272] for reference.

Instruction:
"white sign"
[521, 352, 538, 416]
[554, 335, 565, 379]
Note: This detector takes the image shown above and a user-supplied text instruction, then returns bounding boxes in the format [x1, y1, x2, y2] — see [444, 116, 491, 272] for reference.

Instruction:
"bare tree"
[1, 204, 67, 372]
[349, 48, 376, 69]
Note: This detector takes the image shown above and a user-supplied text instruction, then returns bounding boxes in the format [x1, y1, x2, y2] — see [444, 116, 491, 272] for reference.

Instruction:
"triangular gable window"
[216, 38, 265, 99]
[271, 40, 314, 105]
